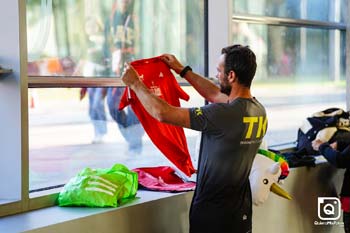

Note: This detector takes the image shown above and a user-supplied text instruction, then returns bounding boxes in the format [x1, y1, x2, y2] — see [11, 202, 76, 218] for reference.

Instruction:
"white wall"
[0, 0, 26, 202]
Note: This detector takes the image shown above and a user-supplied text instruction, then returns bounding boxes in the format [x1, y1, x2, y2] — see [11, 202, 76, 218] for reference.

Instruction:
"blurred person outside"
[122, 45, 267, 233]
[75, 17, 108, 144]
[104, 0, 144, 153]
[312, 139, 350, 233]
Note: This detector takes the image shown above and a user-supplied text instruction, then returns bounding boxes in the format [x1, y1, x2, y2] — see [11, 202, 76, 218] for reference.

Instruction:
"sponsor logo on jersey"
[241, 116, 267, 144]
[150, 81, 162, 96]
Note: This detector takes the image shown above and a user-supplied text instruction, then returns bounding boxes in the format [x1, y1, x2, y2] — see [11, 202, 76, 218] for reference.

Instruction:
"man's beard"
[220, 84, 231, 95]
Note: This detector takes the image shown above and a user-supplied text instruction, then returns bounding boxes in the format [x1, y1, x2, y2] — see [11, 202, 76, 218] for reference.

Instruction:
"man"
[122, 45, 267, 233]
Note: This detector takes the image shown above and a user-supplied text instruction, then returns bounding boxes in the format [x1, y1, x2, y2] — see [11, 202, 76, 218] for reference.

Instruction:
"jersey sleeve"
[189, 103, 239, 133]
[162, 63, 189, 101]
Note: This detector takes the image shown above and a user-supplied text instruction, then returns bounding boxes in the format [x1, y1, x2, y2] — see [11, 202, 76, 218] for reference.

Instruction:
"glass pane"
[26, 0, 205, 77]
[233, 0, 348, 23]
[29, 87, 203, 192]
[231, 22, 346, 146]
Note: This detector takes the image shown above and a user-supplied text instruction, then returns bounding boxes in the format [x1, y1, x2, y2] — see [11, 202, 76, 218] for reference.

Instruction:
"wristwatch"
[179, 66, 192, 78]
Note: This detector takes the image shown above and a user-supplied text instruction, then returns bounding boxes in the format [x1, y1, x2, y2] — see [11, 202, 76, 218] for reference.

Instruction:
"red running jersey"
[119, 56, 195, 176]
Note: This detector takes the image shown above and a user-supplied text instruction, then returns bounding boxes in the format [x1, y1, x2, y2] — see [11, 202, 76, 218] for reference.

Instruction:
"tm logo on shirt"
[195, 108, 203, 116]
[242, 116, 267, 142]
[150, 81, 162, 97]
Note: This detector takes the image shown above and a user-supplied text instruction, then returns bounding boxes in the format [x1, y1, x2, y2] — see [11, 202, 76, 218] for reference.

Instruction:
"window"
[26, 0, 205, 78]
[231, 1, 347, 146]
[233, 0, 348, 23]
[26, 0, 205, 194]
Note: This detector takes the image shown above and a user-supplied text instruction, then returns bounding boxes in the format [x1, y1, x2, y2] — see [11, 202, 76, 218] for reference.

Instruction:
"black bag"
[282, 108, 350, 168]
[296, 108, 350, 155]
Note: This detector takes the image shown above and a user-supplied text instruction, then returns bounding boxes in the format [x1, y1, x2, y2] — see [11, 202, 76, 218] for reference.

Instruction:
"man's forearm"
[130, 81, 169, 120]
[160, 54, 227, 103]
[183, 71, 227, 103]
[130, 81, 190, 128]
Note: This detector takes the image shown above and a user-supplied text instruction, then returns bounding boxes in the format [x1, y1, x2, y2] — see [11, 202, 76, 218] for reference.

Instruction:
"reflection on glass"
[26, 0, 205, 77]
[26, 0, 205, 193]
[233, 0, 348, 23]
[232, 22, 346, 145]
[29, 87, 203, 192]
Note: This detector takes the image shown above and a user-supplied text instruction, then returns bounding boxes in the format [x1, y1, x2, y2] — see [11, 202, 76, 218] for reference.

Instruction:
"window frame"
[232, 13, 346, 30]
[232, 0, 347, 24]
[0, 0, 210, 217]
[27, 77, 192, 88]
[0, 0, 28, 217]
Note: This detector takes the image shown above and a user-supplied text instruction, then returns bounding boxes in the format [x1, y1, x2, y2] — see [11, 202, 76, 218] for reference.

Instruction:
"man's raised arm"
[161, 54, 228, 103]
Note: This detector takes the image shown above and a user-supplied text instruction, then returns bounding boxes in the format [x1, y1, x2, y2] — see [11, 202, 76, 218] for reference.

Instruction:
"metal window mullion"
[20, 0, 30, 214]
[27, 76, 190, 88]
[28, 77, 125, 88]
[208, 0, 230, 78]
[232, 13, 346, 30]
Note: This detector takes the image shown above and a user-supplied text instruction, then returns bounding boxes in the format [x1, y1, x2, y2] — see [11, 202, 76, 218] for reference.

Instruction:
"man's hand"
[312, 139, 324, 151]
[161, 54, 184, 74]
[121, 63, 141, 89]
[330, 141, 338, 150]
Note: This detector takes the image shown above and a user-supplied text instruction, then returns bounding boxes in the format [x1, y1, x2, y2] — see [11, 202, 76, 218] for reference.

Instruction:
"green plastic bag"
[58, 164, 138, 207]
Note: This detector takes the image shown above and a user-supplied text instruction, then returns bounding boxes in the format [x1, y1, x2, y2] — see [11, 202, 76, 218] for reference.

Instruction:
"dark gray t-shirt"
[189, 97, 267, 232]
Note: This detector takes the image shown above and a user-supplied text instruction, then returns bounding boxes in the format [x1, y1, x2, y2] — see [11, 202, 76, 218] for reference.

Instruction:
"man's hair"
[221, 44, 257, 88]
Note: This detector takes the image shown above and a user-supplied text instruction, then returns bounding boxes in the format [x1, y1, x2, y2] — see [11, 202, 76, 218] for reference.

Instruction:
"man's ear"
[228, 70, 236, 83]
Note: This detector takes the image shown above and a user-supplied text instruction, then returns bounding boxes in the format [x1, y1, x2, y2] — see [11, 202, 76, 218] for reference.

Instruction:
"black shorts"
[190, 202, 252, 233]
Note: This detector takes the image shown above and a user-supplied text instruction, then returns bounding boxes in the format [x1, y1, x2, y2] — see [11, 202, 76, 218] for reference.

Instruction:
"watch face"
[180, 66, 192, 77]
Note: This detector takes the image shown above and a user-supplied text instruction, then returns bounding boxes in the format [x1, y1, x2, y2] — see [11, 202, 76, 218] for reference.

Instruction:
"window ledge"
[268, 143, 330, 167]
[0, 190, 193, 233]
[268, 141, 297, 152]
